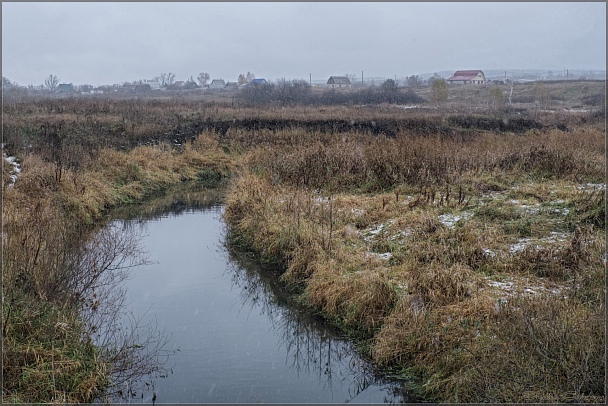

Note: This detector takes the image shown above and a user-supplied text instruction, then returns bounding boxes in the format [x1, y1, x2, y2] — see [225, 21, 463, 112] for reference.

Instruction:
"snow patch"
[509, 232, 570, 254]
[509, 238, 532, 254]
[438, 211, 473, 229]
[482, 248, 496, 258]
[363, 220, 395, 241]
[367, 252, 392, 261]
[3, 147, 22, 187]
[577, 183, 606, 191]
[487, 278, 564, 298]
[388, 228, 412, 241]
[391, 104, 420, 110]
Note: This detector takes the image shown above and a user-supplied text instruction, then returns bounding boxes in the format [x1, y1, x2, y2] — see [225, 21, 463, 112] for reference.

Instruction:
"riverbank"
[2, 135, 233, 402]
[223, 123, 605, 402]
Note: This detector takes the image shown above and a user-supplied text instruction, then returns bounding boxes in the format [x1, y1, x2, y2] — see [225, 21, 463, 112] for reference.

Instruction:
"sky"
[2, 2, 606, 86]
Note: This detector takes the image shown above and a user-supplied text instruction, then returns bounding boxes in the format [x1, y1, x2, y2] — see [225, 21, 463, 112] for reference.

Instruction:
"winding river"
[110, 189, 415, 403]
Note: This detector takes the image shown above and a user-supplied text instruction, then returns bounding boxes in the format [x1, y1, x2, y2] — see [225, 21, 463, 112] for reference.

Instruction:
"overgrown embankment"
[2, 132, 233, 402]
[223, 123, 606, 402]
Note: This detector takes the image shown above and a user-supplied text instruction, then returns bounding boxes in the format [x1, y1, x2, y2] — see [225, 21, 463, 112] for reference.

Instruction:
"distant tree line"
[236, 79, 425, 107]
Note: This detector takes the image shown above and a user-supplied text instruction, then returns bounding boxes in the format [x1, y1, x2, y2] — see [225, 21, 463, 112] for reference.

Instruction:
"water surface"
[116, 195, 414, 403]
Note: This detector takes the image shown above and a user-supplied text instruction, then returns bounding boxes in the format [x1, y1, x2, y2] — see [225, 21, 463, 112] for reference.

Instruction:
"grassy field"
[2, 80, 605, 402]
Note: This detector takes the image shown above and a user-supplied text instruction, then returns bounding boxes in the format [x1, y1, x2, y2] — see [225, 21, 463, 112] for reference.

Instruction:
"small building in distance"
[224, 82, 239, 90]
[327, 76, 351, 88]
[58, 83, 74, 93]
[446, 70, 486, 85]
[209, 79, 226, 89]
[249, 78, 268, 86]
[144, 79, 161, 90]
[121, 83, 152, 93]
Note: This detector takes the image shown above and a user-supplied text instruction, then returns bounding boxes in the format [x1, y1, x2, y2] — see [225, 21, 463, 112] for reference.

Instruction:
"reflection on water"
[112, 188, 416, 403]
[226, 252, 416, 404]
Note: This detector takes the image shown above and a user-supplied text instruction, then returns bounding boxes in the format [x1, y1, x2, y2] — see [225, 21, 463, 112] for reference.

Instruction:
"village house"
[224, 82, 239, 90]
[121, 83, 152, 93]
[144, 79, 161, 90]
[446, 70, 487, 85]
[58, 83, 74, 93]
[327, 76, 351, 88]
[249, 78, 268, 86]
[208, 79, 226, 90]
[171, 81, 186, 88]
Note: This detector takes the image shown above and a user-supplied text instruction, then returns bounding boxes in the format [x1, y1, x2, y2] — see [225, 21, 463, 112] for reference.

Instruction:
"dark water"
[114, 194, 414, 403]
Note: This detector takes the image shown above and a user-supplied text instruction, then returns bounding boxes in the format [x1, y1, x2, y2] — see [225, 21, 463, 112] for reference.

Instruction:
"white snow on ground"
[390, 105, 420, 110]
[577, 183, 606, 191]
[366, 252, 392, 261]
[438, 211, 474, 229]
[482, 248, 496, 258]
[508, 199, 540, 214]
[350, 207, 366, 216]
[388, 228, 412, 241]
[509, 232, 570, 254]
[3, 147, 22, 187]
[547, 201, 570, 216]
[487, 277, 564, 299]
[363, 220, 395, 241]
[488, 280, 515, 290]
[509, 238, 532, 254]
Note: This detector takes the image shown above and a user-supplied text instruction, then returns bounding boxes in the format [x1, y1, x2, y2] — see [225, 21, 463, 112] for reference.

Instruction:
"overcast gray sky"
[2, 2, 606, 86]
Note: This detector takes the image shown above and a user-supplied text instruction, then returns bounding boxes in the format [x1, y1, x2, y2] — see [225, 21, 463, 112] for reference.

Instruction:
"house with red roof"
[446, 70, 486, 85]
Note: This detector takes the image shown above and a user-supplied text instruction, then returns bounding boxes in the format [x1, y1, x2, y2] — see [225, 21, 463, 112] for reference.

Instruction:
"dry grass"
[222, 114, 605, 403]
[3, 87, 605, 403]
[2, 294, 108, 403]
[2, 130, 236, 402]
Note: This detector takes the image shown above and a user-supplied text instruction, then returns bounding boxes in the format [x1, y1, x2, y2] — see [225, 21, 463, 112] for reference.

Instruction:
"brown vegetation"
[2, 80, 605, 402]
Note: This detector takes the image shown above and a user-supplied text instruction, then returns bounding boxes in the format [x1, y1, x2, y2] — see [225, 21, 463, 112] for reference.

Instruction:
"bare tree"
[197, 72, 210, 86]
[345, 73, 357, 84]
[406, 75, 422, 88]
[45, 74, 60, 91]
[159, 73, 176, 88]
[2, 76, 13, 89]
[380, 79, 399, 92]
[237, 72, 255, 85]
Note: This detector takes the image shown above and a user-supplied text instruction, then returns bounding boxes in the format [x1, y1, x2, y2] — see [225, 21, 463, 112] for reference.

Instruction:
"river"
[110, 189, 415, 403]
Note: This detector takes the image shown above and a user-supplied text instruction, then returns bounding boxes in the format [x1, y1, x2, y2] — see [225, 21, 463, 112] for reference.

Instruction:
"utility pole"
[309, 73, 311, 86]
[362, 71, 364, 87]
